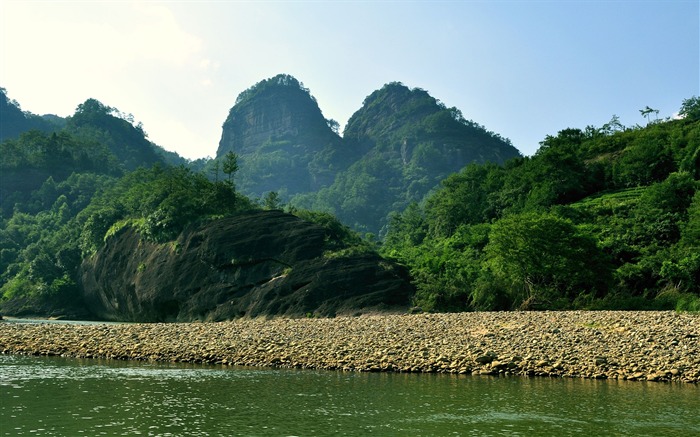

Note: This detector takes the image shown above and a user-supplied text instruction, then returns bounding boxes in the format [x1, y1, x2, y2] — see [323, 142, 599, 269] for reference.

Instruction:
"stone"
[1, 310, 698, 385]
[475, 355, 496, 364]
[81, 211, 413, 322]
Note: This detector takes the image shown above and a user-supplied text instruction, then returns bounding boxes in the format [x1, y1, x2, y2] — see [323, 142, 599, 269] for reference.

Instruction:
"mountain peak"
[216, 74, 343, 196]
[233, 74, 311, 106]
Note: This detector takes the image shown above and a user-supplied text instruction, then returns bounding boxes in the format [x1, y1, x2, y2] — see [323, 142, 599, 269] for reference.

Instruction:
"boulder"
[81, 210, 413, 322]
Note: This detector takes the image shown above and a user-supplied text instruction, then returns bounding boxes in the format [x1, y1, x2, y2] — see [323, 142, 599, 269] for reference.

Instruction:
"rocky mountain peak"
[215, 74, 343, 197]
[213, 75, 521, 234]
[216, 74, 340, 158]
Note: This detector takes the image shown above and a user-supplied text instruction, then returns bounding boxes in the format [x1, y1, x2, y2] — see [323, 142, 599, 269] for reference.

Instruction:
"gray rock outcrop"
[81, 210, 413, 322]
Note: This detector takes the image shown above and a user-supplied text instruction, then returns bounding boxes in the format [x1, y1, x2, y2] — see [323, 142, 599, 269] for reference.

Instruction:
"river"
[1, 353, 698, 436]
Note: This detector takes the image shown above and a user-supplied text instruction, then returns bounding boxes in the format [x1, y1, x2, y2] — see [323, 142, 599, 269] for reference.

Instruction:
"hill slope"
[216, 75, 521, 234]
[297, 82, 520, 234]
[382, 104, 700, 312]
[0, 88, 62, 143]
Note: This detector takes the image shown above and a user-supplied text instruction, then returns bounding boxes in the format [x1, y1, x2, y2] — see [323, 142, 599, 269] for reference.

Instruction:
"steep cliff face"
[216, 75, 345, 196]
[81, 210, 412, 322]
[215, 75, 522, 234]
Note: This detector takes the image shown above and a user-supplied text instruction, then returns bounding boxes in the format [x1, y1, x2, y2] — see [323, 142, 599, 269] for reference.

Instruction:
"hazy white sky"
[1, 1, 698, 160]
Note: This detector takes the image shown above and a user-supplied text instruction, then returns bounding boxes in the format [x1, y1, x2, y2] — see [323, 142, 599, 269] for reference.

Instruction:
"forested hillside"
[382, 98, 700, 312]
[290, 82, 520, 234]
[216, 75, 521, 235]
[0, 88, 63, 143]
[0, 88, 408, 319]
[0, 96, 250, 317]
[1, 82, 698, 318]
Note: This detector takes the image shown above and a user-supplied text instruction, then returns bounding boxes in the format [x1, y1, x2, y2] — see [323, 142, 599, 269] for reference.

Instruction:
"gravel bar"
[1, 311, 698, 383]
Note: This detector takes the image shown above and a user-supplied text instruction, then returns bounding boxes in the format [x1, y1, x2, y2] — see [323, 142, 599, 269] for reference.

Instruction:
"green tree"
[640, 106, 659, 124]
[211, 159, 221, 183]
[482, 212, 611, 309]
[262, 191, 281, 210]
[222, 151, 239, 186]
[424, 164, 496, 237]
[679, 96, 700, 121]
[326, 118, 340, 134]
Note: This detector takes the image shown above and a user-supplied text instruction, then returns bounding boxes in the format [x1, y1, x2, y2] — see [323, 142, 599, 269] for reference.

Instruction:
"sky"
[1, 1, 698, 160]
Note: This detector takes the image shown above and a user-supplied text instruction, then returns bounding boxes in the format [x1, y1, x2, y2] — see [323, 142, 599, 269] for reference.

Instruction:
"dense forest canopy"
[0, 81, 698, 317]
[383, 97, 700, 312]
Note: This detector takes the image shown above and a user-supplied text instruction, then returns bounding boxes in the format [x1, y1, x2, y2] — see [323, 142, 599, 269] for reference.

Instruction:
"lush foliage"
[0, 97, 253, 316]
[3, 83, 698, 316]
[0, 90, 377, 317]
[383, 103, 700, 311]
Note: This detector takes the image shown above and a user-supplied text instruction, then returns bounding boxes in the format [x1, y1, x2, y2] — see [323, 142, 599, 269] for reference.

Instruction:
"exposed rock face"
[81, 210, 413, 322]
[216, 75, 345, 196]
[215, 75, 522, 234]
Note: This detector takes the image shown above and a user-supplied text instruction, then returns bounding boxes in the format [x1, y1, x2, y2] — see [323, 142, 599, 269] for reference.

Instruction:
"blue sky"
[1, 1, 698, 160]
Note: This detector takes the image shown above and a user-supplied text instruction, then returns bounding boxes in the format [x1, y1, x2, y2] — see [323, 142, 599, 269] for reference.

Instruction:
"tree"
[262, 191, 281, 210]
[679, 96, 700, 121]
[222, 151, 239, 186]
[640, 106, 659, 124]
[600, 115, 625, 135]
[483, 212, 611, 309]
[424, 164, 496, 237]
[211, 159, 221, 183]
[326, 118, 340, 134]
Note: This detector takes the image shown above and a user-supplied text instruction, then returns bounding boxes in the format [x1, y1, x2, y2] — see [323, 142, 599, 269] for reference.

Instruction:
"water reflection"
[1, 354, 698, 436]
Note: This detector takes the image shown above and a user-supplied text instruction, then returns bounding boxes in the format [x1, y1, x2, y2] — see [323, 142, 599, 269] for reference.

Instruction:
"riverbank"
[1, 311, 698, 383]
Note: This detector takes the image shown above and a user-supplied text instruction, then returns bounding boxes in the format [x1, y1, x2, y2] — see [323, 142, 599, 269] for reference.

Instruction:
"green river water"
[1, 353, 698, 436]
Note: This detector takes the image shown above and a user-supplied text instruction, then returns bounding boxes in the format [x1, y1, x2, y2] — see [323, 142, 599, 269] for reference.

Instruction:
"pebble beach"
[1, 311, 698, 383]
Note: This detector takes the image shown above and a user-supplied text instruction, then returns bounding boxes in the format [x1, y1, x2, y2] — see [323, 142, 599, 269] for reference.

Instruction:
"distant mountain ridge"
[0, 88, 64, 142]
[216, 75, 521, 234]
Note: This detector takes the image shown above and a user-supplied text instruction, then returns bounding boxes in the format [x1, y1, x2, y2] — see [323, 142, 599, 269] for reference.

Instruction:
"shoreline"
[1, 311, 698, 383]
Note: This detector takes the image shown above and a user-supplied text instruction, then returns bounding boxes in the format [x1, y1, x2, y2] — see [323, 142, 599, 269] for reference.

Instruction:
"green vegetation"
[288, 82, 520, 235]
[383, 100, 700, 312]
[217, 77, 520, 235]
[2, 81, 698, 316]
[0, 95, 256, 316]
[0, 88, 63, 142]
[0, 88, 379, 317]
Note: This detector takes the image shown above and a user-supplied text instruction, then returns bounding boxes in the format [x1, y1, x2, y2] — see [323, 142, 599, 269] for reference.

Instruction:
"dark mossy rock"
[80, 210, 413, 322]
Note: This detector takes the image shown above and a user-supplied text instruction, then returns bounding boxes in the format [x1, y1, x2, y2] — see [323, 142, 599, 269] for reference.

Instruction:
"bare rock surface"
[80, 210, 412, 322]
[1, 311, 698, 383]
